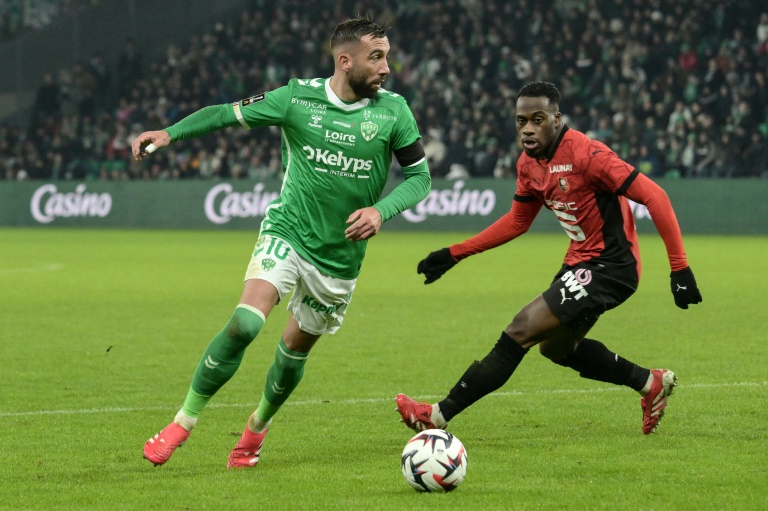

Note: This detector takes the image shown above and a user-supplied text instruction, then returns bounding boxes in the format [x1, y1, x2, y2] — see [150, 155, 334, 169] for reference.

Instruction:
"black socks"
[554, 338, 650, 391]
[438, 332, 529, 422]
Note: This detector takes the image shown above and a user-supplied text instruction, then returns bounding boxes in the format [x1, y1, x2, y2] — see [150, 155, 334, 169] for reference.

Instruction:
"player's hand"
[417, 248, 457, 284]
[131, 130, 171, 161]
[670, 267, 702, 309]
[345, 207, 382, 241]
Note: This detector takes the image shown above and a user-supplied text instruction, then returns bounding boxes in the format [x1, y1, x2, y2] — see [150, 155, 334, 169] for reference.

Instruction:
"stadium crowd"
[2, 0, 767, 181]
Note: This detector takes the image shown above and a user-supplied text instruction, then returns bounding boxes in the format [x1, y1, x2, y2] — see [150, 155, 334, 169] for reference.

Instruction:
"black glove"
[417, 248, 457, 284]
[670, 267, 702, 309]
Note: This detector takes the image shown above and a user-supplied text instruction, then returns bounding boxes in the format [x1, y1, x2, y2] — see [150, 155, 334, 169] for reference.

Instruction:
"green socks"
[255, 339, 309, 423]
[177, 307, 309, 429]
[181, 305, 265, 418]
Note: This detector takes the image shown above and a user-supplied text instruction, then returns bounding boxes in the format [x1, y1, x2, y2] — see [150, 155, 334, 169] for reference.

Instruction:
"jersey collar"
[540, 125, 569, 164]
[325, 78, 371, 111]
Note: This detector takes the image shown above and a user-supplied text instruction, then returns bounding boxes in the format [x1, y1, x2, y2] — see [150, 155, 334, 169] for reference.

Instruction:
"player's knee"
[226, 319, 254, 345]
[538, 341, 560, 361]
[276, 354, 306, 376]
[225, 312, 263, 346]
[272, 349, 307, 384]
[539, 339, 578, 362]
[504, 312, 534, 345]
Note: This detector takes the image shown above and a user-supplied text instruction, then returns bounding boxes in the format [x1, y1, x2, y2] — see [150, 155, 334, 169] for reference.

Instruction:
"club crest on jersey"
[361, 121, 379, 141]
[262, 258, 276, 271]
[558, 177, 570, 192]
[240, 93, 265, 106]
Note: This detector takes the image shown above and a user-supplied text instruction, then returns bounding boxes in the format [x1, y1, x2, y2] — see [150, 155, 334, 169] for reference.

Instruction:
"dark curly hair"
[517, 81, 561, 109]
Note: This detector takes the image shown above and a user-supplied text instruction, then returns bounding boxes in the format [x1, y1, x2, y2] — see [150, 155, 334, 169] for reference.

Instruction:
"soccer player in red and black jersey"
[397, 81, 702, 435]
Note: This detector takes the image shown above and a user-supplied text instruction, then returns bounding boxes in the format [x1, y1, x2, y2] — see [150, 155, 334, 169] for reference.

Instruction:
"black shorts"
[542, 260, 639, 326]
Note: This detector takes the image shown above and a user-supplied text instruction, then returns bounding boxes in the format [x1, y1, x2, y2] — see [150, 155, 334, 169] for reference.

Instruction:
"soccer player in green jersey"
[131, 15, 431, 468]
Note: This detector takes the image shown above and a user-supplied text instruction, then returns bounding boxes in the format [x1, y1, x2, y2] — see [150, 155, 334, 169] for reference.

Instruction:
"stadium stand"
[1, 0, 767, 181]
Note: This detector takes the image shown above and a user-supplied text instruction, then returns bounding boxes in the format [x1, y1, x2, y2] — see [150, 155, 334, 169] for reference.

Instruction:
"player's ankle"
[247, 413, 271, 434]
[639, 371, 654, 396]
[174, 410, 198, 431]
[431, 405, 447, 428]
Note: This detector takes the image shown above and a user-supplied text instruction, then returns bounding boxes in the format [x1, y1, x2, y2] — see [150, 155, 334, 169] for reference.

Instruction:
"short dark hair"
[517, 81, 561, 108]
[330, 15, 387, 50]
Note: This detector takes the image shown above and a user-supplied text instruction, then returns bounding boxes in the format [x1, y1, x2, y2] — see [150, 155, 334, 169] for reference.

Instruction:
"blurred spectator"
[117, 38, 143, 97]
[678, 43, 699, 73]
[422, 129, 447, 176]
[712, 131, 742, 178]
[473, 137, 499, 178]
[660, 137, 685, 178]
[246, 152, 273, 180]
[493, 145, 517, 179]
[87, 51, 112, 111]
[441, 129, 468, 178]
[683, 131, 717, 178]
[511, 50, 533, 84]
[757, 13, 768, 53]
[634, 144, 664, 178]
[667, 101, 694, 138]
[743, 132, 768, 177]
[30, 71, 60, 128]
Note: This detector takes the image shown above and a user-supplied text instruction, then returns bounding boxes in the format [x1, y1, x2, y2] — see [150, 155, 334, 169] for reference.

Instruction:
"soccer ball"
[401, 429, 468, 492]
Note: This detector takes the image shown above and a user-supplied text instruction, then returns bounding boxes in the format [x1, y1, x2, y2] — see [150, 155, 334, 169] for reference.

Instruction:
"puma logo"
[591, 149, 603, 156]
[676, 284, 687, 292]
[560, 288, 572, 304]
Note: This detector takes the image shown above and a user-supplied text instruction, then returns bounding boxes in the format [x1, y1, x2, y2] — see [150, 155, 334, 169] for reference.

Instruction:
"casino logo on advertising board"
[402, 180, 496, 223]
[30, 184, 112, 224]
[204, 183, 280, 224]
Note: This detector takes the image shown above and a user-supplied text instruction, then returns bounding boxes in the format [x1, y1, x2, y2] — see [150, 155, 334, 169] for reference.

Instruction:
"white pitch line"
[0, 263, 63, 275]
[0, 381, 764, 418]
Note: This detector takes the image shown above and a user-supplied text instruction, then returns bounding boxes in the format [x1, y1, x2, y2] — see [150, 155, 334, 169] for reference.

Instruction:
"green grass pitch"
[1, 228, 766, 510]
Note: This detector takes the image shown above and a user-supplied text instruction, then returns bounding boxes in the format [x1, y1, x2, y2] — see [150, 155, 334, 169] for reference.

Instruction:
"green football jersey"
[232, 77, 424, 279]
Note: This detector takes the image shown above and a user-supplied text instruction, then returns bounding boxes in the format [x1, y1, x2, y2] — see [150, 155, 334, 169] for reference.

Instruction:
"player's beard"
[348, 68, 381, 99]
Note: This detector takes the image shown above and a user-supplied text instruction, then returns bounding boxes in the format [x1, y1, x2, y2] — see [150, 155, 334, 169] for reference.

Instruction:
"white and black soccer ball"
[401, 429, 468, 492]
